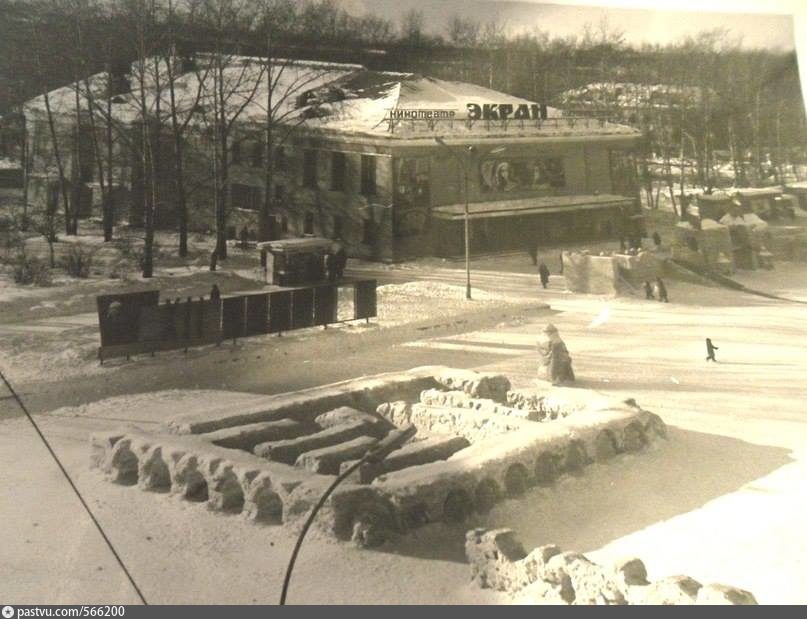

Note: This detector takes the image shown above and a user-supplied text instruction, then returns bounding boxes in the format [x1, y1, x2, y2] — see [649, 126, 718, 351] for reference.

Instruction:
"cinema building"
[22, 58, 643, 262]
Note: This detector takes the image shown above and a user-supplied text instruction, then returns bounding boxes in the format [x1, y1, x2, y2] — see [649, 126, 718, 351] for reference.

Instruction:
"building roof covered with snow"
[21, 56, 640, 143]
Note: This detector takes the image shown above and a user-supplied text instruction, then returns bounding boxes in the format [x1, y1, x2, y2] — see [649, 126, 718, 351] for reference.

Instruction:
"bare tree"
[195, 0, 267, 261]
[399, 9, 424, 46]
[29, 13, 73, 238]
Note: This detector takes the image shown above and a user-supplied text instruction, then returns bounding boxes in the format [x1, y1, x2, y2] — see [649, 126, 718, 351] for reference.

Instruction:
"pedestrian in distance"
[652, 231, 662, 247]
[334, 244, 348, 280]
[706, 338, 719, 362]
[209, 249, 218, 272]
[644, 281, 655, 300]
[209, 284, 221, 301]
[656, 277, 668, 303]
[538, 261, 550, 289]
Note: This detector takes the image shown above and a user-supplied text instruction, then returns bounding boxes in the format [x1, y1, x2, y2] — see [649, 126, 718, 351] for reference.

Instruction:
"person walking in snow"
[538, 262, 550, 289]
[644, 281, 654, 300]
[656, 278, 668, 303]
[706, 338, 719, 362]
[209, 284, 221, 301]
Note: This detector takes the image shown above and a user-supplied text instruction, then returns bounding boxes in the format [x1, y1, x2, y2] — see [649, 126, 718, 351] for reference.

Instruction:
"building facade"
[22, 57, 643, 262]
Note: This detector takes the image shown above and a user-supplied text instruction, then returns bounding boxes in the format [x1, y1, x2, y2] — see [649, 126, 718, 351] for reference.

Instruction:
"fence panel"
[246, 293, 270, 336]
[313, 284, 338, 326]
[97, 290, 160, 347]
[268, 290, 293, 333]
[354, 279, 377, 320]
[222, 296, 247, 340]
[291, 288, 315, 329]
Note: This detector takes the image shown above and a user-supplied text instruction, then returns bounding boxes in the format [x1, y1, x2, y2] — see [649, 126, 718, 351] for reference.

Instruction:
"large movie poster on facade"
[479, 157, 566, 193]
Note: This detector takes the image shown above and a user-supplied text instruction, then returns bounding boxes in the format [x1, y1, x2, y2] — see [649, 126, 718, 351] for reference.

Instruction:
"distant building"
[22, 56, 643, 261]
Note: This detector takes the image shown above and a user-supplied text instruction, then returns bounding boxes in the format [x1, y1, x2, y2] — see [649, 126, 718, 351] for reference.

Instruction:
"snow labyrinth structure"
[89, 366, 666, 546]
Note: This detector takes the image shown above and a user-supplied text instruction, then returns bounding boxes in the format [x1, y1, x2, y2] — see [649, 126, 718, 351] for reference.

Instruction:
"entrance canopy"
[431, 194, 634, 220]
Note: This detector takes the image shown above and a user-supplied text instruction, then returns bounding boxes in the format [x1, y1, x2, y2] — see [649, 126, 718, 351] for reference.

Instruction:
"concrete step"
[295, 435, 379, 475]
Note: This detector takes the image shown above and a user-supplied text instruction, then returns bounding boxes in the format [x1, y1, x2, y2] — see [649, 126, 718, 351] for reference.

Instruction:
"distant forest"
[1, 0, 805, 177]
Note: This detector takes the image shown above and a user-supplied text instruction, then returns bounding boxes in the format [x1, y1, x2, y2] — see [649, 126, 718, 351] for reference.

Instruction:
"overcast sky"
[343, 0, 796, 51]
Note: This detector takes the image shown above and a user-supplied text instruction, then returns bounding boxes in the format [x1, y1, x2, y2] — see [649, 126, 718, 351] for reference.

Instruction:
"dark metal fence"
[97, 279, 377, 362]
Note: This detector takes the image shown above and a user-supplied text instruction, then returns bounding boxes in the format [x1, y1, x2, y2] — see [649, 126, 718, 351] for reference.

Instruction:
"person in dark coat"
[334, 245, 348, 279]
[652, 231, 662, 247]
[656, 278, 668, 302]
[644, 281, 654, 300]
[538, 262, 550, 289]
[706, 338, 719, 362]
[209, 284, 221, 301]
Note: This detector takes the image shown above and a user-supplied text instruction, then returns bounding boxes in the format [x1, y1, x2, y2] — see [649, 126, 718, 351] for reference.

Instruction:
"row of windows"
[303, 150, 377, 196]
[231, 141, 287, 170]
[230, 141, 377, 197]
[236, 206, 377, 245]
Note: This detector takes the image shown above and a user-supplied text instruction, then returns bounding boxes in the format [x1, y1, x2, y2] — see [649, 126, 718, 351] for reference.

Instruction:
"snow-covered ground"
[2, 260, 807, 604]
[0, 280, 530, 385]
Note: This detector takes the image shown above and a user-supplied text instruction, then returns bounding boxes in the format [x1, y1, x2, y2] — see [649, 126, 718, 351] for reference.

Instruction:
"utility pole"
[435, 137, 473, 300]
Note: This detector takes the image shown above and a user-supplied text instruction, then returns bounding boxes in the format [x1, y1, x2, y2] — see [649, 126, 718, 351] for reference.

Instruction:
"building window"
[304, 212, 315, 235]
[362, 219, 376, 245]
[303, 150, 317, 189]
[251, 141, 264, 168]
[231, 140, 242, 165]
[332, 215, 343, 239]
[331, 151, 346, 191]
[274, 183, 285, 202]
[230, 183, 261, 211]
[361, 155, 376, 196]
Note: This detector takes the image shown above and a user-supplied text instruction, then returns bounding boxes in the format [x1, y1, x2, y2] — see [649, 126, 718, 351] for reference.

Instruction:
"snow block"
[340, 435, 471, 483]
[546, 552, 626, 605]
[432, 369, 511, 402]
[199, 418, 308, 450]
[634, 575, 702, 605]
[254, 420, 374, 464]
[467, 529, 755, 606]
[295, 435, 379, 475]
[89, 431, 125, 469]
[314, 406, 393, 437]
[466, 528, 528, 592]
[168, 367, 440, 434]
[695, 584, 758, 605]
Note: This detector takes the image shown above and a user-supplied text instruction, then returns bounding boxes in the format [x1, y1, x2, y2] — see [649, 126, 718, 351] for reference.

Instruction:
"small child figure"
[706, 338, 719, 362]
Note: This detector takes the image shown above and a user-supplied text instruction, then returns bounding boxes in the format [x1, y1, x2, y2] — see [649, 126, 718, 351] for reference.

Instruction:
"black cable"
[280, 424, 416, 605]
[279, 457, 365, 605]
[0, 368, 148, 605]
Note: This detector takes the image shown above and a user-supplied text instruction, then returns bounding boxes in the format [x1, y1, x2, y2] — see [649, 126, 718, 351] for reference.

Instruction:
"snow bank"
[378, 281, 500, 301]
[700, 218, 725, 230]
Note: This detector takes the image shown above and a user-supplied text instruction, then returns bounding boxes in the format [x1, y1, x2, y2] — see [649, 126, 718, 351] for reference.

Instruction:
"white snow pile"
[700, 218, 726, 230]
[719, 213, 768, 228]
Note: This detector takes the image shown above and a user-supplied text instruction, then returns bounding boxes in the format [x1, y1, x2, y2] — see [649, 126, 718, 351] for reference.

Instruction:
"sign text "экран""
[467, 103, 548, 121]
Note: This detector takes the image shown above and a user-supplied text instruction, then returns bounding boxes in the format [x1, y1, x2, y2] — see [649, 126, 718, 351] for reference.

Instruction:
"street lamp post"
[435, 137, 473, 300]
